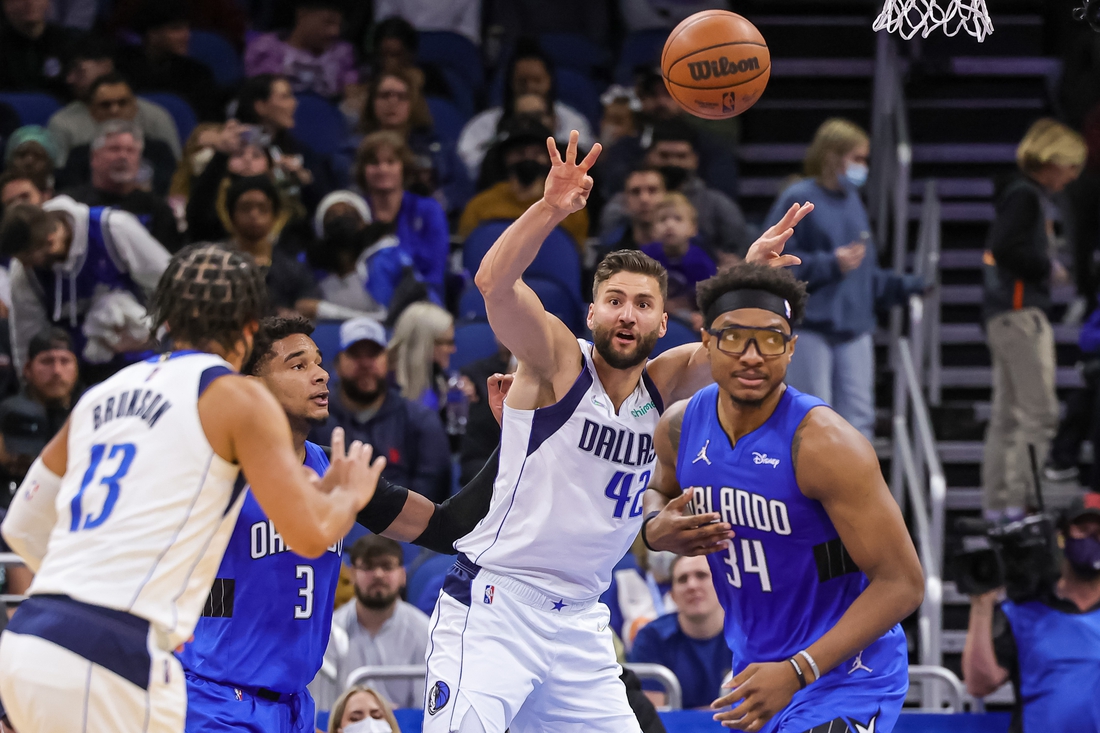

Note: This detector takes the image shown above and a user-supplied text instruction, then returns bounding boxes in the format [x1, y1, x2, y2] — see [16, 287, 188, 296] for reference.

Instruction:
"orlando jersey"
[456, 340, 663, 599]
[178, 441, 341, 693]
[28, 351, 246, 651]
[676, 385, 908, 690]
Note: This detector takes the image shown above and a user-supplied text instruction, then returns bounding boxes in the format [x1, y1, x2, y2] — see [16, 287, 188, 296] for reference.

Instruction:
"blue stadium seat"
[0, 92, 61, 127]
[426, 96, 468, 145]
[651, 315, 701, 357]
[293, 94, 346, 157]
[407, 552, 456, 616]
[439, 67, 476, 118]
[418, 31, 485, 96]
[457, 285, 487, 322]
[311, 320, 342, 372]
[453, 321, 499, 371]
[463, 222, 582, 299]
[527, 276, 585, 333]
[139, 92, 196, 148]
[615, 29, 669, 84]
[188, 30, 243, 88]
[554, 68, 604, 134]
[539, 32, 611, 74]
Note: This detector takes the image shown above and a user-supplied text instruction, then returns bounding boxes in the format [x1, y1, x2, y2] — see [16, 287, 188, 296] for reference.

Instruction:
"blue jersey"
[676, 385, 908, 710]
[177, 442, 342, 693]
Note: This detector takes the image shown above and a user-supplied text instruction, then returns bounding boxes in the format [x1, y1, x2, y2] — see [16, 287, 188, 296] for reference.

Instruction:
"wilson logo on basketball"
[687, 56, 760, 81]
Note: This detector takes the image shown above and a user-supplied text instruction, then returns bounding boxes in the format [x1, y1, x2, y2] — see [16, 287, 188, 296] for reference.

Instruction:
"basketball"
[661, 10, 771, 119]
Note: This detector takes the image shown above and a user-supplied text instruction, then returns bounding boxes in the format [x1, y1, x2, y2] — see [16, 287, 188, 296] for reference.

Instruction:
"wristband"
[641, 511, 661, 551]
[788, 657, 806, 689]
[798, 650, 820, 682]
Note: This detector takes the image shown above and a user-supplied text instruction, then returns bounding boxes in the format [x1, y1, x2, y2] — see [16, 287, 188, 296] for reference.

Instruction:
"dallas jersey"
[456, 339, 663, 600]
[676, 384, 908, 731]
[178, 442, 341, 693]
[28, 351, 246, 651]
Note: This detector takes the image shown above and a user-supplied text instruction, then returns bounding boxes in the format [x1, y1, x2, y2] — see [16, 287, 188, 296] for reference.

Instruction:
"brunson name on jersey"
[92, 389, 171, 430]
[577, 419, 655, 467]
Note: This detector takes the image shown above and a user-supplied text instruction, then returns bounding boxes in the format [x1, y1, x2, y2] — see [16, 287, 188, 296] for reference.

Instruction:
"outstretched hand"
[542, 130, 602, 215]
[744, 202, 814, 268]
[645, 490, 734, 556]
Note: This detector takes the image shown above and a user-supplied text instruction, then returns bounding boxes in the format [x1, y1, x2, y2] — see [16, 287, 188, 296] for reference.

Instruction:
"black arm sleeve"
[357, 477, 411, 534]
[412, 446, 500, 554]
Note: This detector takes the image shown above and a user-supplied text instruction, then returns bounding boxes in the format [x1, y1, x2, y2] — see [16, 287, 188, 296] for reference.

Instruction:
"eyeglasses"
[706, 325, 792, 357]
[376, 90, 410, 102]
[354, 560, 401, 573]
[94, 97, 134, 111]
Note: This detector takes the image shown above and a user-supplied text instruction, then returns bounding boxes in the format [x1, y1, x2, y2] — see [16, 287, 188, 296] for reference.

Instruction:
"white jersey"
[457, 340, 663, 599]
[29, 351, 246, 650]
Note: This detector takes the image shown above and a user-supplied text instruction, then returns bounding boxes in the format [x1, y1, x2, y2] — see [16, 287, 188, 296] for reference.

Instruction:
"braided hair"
[150, 243, 268, 353]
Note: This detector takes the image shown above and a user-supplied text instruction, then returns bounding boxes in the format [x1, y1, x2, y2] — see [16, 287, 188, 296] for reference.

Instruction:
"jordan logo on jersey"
[849, 651, 873, 674]
[693, 440, 711, 465]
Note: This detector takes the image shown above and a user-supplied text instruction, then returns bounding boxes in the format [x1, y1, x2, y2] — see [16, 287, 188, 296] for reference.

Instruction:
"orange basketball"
[661, 10, 770, 119]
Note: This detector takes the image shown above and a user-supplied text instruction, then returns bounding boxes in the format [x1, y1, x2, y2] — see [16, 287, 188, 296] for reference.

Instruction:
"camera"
[952, 514, 1061, 601]
[239, 124, 271, 149]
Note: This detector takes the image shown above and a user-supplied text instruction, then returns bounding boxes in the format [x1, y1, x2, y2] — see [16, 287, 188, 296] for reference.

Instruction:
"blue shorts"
[184, 672, 315, 733]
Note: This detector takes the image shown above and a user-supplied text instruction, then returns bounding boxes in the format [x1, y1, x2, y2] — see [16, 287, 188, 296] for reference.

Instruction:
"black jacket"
[983, 176, 1054, 321]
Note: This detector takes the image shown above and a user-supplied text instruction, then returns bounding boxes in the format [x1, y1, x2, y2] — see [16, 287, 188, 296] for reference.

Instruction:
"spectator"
[601, 119, 751, 263]
[458, 340, 514, 483]
[108, 0, 246, 50]
[0, 0, 79, 97]
[48, 68, 181, 166]
[618, 0, 720, 32]
[372, 0, 480, 44]
[3, 126, 59, 196]
[223, 175, 324, 318]
[358, 69, 472, 218]
[319, 535, 429, 711]
[0, 169, 46, 216]
[599, 85, 641, 149]
[368, 16, 453, 104]
[598, 67, 739, 203]
[61, 121, 183, 252]
[627, 555, 730, 710]
[56, 75, 179, 196]
[982, 119, 1086, 521]
[459, 118, 589, 247]
[309, 316, 451, 503]
[167, 122, 221, 231]
[473, 92, 558, 191]
[0, 196, 169, 378]
[244, 0, 358, 100]
[640, 193, 716, 324]
[457, 41, 595, 181]
[354, 131, 449, 300]
[962, 493, 1100, 731]
[325, 686, 400, 733]
[768, 118, 923, 441]
[598, 165, 665, 254]
[388, 301, 455, 411]
[114, 0, 221, 122]
[0, 328, 78, 491]
[235, 74, 334, 203]
[60, 35, 113, 103]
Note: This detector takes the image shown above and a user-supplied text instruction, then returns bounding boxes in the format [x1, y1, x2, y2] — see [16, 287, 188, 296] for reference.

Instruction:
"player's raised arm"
[474, 131, 600, 377]
[641, 400, 733, 556]
[645, 202, 813, 404]
[202, 376, 385, 558]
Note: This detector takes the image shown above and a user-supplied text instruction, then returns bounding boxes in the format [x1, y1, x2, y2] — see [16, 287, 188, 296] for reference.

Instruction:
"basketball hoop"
[873, 0, 994, 42]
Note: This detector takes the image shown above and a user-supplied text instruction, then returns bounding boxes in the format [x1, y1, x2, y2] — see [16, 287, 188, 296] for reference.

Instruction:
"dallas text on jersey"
[577, 420, 655, 467]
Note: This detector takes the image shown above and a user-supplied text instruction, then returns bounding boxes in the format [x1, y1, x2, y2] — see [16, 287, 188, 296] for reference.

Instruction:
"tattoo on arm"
[791, 420, 807, 470]
[669, 407, 685, 454]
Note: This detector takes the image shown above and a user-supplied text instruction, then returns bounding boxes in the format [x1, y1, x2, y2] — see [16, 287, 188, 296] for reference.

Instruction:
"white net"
[873, 0, 994, 42]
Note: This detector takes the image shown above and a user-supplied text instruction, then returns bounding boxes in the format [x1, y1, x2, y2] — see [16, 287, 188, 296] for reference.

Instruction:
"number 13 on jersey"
[70, 443, 137, 531]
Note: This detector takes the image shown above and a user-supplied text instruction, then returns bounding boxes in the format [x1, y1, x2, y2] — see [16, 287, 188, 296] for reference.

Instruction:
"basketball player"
[644, 263, 924, 733]
[423, 131, 813, 733]
[181, 315, 510, 733]
[0, 244, 386, 733]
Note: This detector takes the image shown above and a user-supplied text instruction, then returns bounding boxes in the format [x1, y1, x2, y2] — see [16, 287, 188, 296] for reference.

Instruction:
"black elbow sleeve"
[358, 477, 410, 534]
[413, 447, 500, 554]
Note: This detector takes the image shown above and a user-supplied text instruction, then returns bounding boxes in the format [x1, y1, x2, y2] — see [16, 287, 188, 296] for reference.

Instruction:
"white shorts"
[423, 555, 641, 733]
[0, 595, 186, 733]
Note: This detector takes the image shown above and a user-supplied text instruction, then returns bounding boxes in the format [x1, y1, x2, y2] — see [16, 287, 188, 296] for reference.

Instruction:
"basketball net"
[873, 0, 994, 42]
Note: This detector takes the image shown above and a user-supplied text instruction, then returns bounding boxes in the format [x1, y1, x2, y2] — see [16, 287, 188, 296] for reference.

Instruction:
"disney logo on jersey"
[752, 452, 780, 468]
[578, 419, 655, 467]
[250, 519, 342, 559]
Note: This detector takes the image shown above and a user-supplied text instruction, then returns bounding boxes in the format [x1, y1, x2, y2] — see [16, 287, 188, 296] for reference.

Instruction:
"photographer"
[962, 493, 1100, 731]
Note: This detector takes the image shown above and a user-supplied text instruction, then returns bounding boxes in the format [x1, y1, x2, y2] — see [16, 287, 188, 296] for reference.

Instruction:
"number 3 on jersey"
[605, 470, 650, 519]
[724, 539, 772, 592]
[70, 443, 136, 531]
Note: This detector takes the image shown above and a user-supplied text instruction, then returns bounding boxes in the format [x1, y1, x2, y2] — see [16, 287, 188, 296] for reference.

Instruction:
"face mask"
[343, 718, 392, 733]
[1064, 535, 1100, 579]
[844, 162, 869, 188]
[657, 165, 689, 191]
[508, 159, 548, 188]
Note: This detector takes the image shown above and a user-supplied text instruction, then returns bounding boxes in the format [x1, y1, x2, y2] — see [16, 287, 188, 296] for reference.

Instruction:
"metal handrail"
[345, 662, 684, 711]
[0, 552, 28, 604]
[907, 666, 969, 713]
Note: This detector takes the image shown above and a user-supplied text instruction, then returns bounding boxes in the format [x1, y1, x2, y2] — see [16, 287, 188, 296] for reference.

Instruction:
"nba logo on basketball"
[722, 92, 736, 114]
[484, 585, 494, 604]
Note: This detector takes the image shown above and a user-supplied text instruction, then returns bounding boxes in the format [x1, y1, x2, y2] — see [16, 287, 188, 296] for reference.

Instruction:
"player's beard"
[342, 375, 387, 405]
[591, 322, 661, 370]
[356, 583, 401, 610]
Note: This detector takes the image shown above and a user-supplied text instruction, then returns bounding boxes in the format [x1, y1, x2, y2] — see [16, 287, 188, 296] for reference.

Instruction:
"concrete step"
[909, 201, 995, 222]
[912, 178, 995, 199]
[938, 366, 1083, 389]
[771, 58, 875, 77]
[939, 283, 1076, 305]
[949, 56, 1062, 78]
[739, 142, 1018, 164]
[939, 322, 1079, 344]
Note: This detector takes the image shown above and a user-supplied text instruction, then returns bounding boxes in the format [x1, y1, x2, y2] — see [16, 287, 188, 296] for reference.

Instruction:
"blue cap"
[339, 317, 387, 351]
